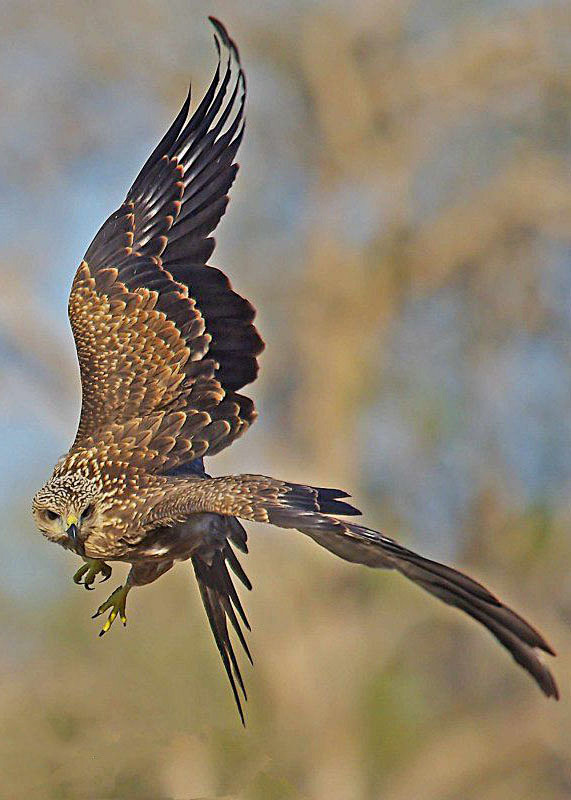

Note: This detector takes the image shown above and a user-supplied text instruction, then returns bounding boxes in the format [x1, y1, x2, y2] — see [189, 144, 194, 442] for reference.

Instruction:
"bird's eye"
[82, 504, 94, 520]
[45, 510, 59, 521]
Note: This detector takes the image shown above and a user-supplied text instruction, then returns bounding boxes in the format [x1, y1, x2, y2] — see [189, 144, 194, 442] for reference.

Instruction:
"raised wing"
[69, 18, 263, 461]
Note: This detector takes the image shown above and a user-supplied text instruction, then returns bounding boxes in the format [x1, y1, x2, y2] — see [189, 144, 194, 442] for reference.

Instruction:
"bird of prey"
[32, 18, 558, 722]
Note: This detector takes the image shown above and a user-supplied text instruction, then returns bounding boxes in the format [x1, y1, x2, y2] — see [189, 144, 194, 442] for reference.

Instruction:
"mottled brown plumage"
[32, 18, 558, 723]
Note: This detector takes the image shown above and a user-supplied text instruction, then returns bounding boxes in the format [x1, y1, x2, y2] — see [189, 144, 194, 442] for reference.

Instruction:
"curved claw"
[73, 559, 112, 590]
[73, 563, 90, 585]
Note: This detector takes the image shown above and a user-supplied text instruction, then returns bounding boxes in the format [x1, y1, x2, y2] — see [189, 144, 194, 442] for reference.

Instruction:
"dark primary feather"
[146, 473, 559, 705]
[45, 18, 557, 725]
[70, 17, 263, 457]
[303, 521, 558, 699]
[261, 491, 559, 700]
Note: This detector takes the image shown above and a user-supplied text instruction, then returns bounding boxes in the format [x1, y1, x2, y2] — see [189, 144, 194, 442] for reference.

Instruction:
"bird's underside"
[32, 18, 558, 724]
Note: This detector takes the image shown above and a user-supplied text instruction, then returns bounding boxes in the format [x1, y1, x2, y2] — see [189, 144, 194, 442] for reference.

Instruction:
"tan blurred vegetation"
[1, 1, 571, 798]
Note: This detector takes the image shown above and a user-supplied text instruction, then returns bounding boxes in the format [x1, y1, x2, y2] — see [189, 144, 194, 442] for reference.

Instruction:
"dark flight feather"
[145, 473, 559, 704]
[70, 17, 262, 456]
[34, 18, 558, 728]
[192, 542, 253, 724]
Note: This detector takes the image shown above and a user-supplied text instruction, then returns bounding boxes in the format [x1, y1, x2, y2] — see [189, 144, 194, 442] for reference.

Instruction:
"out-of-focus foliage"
[1, 1, 570, 798]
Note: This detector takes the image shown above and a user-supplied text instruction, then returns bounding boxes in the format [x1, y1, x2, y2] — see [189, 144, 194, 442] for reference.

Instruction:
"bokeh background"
[1, 1, 570, 798]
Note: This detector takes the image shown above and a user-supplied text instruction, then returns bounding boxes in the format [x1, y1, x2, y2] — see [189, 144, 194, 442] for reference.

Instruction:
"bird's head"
[32, 472, 103, 555]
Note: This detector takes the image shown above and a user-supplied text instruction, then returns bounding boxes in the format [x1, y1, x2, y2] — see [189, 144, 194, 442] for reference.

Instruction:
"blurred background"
[1, 0, 570, 797]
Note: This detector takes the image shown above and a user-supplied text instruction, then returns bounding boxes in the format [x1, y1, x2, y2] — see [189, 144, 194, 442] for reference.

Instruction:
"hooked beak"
[66, 514, 84, 555]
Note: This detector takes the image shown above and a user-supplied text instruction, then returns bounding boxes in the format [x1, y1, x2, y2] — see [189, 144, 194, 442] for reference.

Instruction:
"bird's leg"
[92, 584, 130, 636]
[92, 559, 174, 636]
[73, 558, 112, 590]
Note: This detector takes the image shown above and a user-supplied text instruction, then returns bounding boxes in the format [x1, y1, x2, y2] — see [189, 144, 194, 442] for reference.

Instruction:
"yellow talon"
[92, 584, 130, 636]
[101, 616, 113, 634]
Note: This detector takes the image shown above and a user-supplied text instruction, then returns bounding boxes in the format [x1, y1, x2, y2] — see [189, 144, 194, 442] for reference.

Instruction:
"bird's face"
[32, 474, 102, 555]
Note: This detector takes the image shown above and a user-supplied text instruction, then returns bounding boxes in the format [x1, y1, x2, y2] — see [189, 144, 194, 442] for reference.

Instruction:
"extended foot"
[73, 559, 112, 590]
[92, 584, 130, 636]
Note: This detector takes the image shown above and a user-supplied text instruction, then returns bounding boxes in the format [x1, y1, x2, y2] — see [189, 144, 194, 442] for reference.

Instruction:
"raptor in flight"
[32, 18, 558, 721]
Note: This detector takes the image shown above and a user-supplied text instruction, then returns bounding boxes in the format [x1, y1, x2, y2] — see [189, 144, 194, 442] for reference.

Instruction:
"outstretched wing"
[145, 474, 558, 702]
[69, 18, 263, 460]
